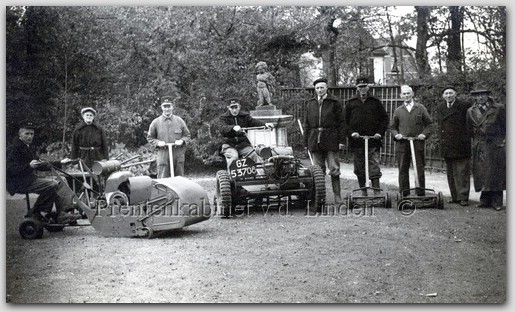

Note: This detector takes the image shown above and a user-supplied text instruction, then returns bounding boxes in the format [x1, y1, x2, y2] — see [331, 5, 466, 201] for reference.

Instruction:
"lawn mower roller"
[345, 135, 392, 209]
[398, 137, 444, 209]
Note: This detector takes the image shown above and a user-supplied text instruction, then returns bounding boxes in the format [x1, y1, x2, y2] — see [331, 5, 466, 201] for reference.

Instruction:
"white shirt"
[405, 101, 414, 112]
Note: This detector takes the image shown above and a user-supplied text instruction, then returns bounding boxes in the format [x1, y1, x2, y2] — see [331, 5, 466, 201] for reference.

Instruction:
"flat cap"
[227, 98, 241, 107]
[442, 86, 457, 93]
[20, 122, 35, 130]
[356, 77, 369, 86]
[160, 96, 174, 106]
[81, 107, 97, 115]
[313, 77, 328, 87]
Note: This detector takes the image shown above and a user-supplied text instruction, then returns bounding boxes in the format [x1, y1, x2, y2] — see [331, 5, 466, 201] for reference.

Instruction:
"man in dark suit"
[6, 123, 81, 224]
[436, 86, 472, 206]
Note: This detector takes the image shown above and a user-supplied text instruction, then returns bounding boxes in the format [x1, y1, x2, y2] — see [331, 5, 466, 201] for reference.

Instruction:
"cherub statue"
[255, 61, 276, 106]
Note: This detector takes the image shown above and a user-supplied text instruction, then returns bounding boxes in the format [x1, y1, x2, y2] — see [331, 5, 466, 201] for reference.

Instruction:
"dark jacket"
[436, 99, 471, 159]
[344, 94, 389, 149]
[466, 100, 506, 192]
[219, 110, 265, 149]
[302, 94, 345, 152]
[6, 138, 57, 195]
[71, 121, 109, 168]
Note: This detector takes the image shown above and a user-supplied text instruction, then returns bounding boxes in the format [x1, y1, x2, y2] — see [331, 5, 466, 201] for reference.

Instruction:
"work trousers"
[352, 146, 382, 182]
[311, 150, 340, 177]
[445, 157, 470, 202]
[25, 178, 72, 215]
[157, 160, 184, 178]
[397, 149, 425, 196]
[222, 144, 260, 170]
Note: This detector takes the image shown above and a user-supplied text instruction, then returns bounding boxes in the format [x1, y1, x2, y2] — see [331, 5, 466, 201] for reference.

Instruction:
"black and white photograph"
[2, 2, 507, 304]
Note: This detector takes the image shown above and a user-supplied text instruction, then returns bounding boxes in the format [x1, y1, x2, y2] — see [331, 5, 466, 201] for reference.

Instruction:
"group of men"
[6, 78, 506, 225]
[303, 77, 505, 211]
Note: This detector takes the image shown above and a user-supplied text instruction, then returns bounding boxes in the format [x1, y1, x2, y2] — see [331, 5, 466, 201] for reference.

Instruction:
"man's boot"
[357, 176, 367, 196]
[331, 176, 342, 203]
[371, 178, 381, 195]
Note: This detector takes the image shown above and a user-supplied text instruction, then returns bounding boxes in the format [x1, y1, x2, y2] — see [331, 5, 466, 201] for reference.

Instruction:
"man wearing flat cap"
[219, 98, 274, 169]
[71, 107, 109, 169]
[147, 96, 191, 178]
[7, 123, 82, 224]
[436, 86, 472, 206]
[344, 77, 388, 195]
[303, 77, 345, 204]
[466, 85, 505, 211]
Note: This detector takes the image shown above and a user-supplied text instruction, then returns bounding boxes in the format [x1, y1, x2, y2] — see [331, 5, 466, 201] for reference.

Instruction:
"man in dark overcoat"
[436, 86, 472, 206]
[344, 77, 389, 194]
[7, 123, 81, 224]
[71, 107, 109, 169]
[466, 86, 506, 211]
[303, 77, 345, 204]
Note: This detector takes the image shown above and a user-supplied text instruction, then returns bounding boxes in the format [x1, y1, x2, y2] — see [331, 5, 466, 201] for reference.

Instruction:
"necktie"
[447, 102, 452, 109]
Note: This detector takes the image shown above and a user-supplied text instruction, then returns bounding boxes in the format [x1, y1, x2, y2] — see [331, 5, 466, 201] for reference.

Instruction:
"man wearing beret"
[219, 98, 274, 169]
[147, 96, 191, 178]
[71, 107, 109, 169]
[344, 77, 389, 195]
[303, 77, 345, 204]
[436, 86, 472, 206]
[390, 85, 433, 196]
[466, 85, 506, 211]
[7, 123, 82, 224]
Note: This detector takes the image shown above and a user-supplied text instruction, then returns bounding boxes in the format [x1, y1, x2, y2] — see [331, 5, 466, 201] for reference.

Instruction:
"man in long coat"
[436, 86, 472, 206]
[466, 86, 506, 211]
[303, 77, 345, 204]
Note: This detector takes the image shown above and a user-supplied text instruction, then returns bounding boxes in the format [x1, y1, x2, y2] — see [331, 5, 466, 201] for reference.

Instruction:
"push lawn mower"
[398, 137, 444, 210]
[345, 136, 392, 209]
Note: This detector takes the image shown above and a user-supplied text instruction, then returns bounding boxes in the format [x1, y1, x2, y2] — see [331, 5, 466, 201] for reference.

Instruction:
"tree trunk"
[415, 6, 431, 80]
[447, 6, 463, 73]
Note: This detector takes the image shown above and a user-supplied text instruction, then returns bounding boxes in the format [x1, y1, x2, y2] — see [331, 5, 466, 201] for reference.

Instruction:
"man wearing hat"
[436, 86, 472, 206]
[147, 96, 191, 178]
[390, 85, 433, 196]
[344, 77, 389, 195]
[7, 123, 82, 224]
[466, 85, 506, 211]
[71, 107, 109, 169]
[303, 77, 345, 204]
[219, 98, 274, 169]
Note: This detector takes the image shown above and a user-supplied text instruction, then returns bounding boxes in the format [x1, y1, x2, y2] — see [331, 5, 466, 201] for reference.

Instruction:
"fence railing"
[278, 86, 445, 170]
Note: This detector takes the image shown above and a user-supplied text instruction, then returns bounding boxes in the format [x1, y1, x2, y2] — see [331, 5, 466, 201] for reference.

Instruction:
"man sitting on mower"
[218, 98, 274, 169]
[6, 123, 82, 224]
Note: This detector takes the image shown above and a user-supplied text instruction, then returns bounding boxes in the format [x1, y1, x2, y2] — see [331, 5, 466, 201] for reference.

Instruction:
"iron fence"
[278, 86, 445, 170]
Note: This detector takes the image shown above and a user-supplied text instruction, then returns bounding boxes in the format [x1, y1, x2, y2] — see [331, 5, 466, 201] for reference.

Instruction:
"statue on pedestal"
[255, 61, 276, 107]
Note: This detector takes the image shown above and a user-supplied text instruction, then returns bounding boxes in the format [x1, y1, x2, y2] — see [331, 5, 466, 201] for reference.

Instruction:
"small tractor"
[214, 127, 326, 217]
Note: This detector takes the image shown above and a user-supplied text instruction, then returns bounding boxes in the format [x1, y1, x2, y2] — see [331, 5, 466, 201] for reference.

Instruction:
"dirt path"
[3, 170, 506, 303]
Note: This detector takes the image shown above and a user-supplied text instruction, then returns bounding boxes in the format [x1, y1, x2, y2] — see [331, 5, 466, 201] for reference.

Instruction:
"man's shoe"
[493, 206, 502, 211]
[448, 199, 458, 204]
[459, 200, 469, 206]
[56, 212, 82, 224]
[476, 203, 490, 208]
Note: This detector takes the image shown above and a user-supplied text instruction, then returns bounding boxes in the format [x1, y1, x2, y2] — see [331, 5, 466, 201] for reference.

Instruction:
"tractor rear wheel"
[307, 165, 326, 213]
[216, 170, 235, 217]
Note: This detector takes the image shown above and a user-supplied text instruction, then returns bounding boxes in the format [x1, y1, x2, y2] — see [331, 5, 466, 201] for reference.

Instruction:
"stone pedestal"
[247, 105, 293, 148]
